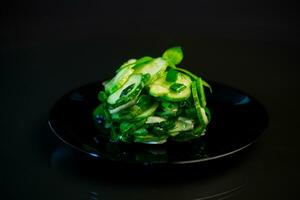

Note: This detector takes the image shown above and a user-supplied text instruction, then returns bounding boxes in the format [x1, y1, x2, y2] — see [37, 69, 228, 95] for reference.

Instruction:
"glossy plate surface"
[48, 81, 268, 164]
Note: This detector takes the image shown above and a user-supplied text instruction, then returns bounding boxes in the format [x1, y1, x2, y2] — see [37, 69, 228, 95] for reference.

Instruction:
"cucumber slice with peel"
[116, 59, 137, 73]
[108, 98, 137, 114]
[134, 135, 167, 144]
[134, 57, 168, 84]
[168, 117, 194, 133]
[145, 116, 166, 124]
[104, 66, 135, 94]
[149, 71, 192, 101]
[135, 102, 159, 120]
[107, 74, 143, 106]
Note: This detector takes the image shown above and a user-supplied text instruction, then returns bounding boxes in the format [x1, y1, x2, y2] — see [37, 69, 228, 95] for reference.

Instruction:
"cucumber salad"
[93, 47, 212, 144]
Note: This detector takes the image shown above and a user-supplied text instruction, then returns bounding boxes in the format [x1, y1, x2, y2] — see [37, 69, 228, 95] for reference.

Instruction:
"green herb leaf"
[120, 121, 134, 133]
[162, 46, 183, 66]
[134, 128, 149, 136]
[166, 69, 178, 82]
[157, 102, 180, 118]
[141, 73, 151, 84]
[98, 91, 108, 102]
[161, 102, 178, 111]
[185, 107, 197, 118]
[137, 95, 153, 110]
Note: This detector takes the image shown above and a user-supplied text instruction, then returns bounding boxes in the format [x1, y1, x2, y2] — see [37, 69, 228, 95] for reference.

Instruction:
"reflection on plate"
[48, 81, 268, 165]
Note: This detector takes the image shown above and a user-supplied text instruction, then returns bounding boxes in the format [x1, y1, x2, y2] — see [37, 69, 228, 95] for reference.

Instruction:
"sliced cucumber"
[116, 59, 137, 73]
[149, 84, 169, 97]
[169, 131, 180, 137]
[134, 135, 167, 144]
[168, 117, 194, 133]
[134, 56, 153, 67]
[104, 66, 135, 94]
[157, 102, 179, 118]
[163, 86, 191, 102]
[135, 102, 159, 120]
[145, 116, 166, 124]
[108, 98, 137, 114]
[110, 104, 142, 121]
[134, 57, 168, 84]
[149, 72, 192, 101]
[107, 74, 143, 105]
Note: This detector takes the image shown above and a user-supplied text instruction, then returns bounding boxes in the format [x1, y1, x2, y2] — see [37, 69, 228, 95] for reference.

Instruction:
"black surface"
[49, 81, 268, 164]
[1, 1, 299, 199]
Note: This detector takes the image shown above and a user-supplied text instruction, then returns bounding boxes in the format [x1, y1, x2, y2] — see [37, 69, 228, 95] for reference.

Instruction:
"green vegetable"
[175, 67, 212, 93]
[149, 72, 192, 101]
[196, 78, 206, 107]
[110, 104, 142, 121]
[162, 46, 183, 66]
[104, 66, 134, 94]
[98, 91, 108, 102]
[116, 59, 137, 73]
[134, 57, 168, 84]
[134, 127, 149, 136]
[136, 95, 153, 110]
[107, 74, 143, 105]
[191, 81, 208, 126]
[146, 116, 166, 124]
[135, 56, 153, 66]
[205, 107, 211, 122]
[170, 83, 186, 92]
[94, 46, 211, 144]
[135, 102, 159, 120]
[166, 69, 178, 82]
[134, 135, 167, 144]
[168, 117, 194, 133]
[156, 102, 180, 118]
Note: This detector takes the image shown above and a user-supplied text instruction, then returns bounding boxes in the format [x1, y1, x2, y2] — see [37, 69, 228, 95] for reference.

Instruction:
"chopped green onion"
[196, 78, 206, 107]
[170, 83, 186, 92]
[191, 81, 206, 127]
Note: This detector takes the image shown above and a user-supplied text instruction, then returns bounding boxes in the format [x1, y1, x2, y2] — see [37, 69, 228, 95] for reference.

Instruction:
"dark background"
[1, 1, 299, 199]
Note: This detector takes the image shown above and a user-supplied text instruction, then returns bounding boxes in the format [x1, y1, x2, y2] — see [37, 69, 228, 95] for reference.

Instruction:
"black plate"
[48, 81, 268, 165]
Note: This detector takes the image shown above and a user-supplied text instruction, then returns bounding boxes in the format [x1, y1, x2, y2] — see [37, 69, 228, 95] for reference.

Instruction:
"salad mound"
[93, 47, 212, 144]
